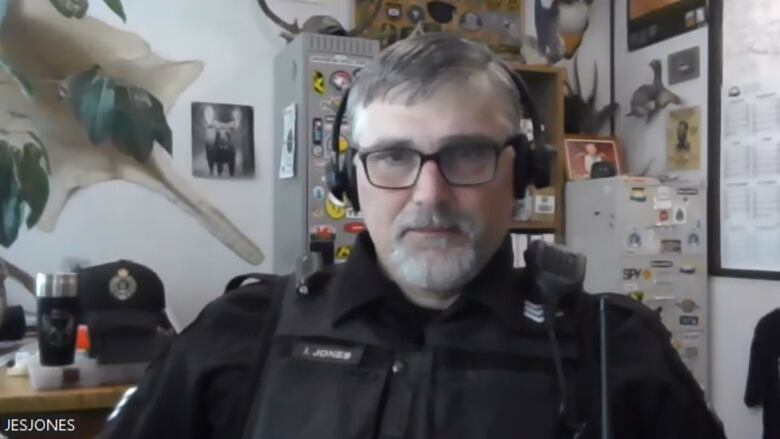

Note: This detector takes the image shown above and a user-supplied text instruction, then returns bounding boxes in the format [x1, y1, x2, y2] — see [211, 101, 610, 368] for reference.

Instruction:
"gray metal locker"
[272, 34, 379, 275]
[565, 176, 710, 397]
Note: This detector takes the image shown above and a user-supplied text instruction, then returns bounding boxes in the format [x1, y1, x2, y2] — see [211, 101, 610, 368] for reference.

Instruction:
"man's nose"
[411, 160, 454, 205]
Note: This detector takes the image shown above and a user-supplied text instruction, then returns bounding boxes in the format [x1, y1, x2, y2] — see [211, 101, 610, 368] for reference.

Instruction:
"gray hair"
[347, 33, 523, 138]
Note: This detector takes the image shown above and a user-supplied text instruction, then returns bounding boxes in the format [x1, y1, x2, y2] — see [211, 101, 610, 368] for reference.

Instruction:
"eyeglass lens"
[364, 142, 499, 188]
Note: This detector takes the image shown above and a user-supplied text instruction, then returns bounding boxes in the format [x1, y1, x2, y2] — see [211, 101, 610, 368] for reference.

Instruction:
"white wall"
[711, 277, 780, 439]
[4, 0, 350, 329]
[613, 2, 780, 438]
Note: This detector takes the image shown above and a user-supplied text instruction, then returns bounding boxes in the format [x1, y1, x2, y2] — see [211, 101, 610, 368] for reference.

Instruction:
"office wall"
[613, 2, 780, 437]
[5, 0, 611, 331]
[3, 0, 351, 329]
[7, 3, 774, 435]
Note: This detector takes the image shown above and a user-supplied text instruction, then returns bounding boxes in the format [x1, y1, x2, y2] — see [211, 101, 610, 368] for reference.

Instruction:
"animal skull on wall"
[0, 0, 264, 265]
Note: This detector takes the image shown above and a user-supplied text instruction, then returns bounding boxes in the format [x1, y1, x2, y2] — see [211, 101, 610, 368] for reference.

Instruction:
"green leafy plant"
[0, 132, 50, 247]
[0, 0, 173, 248]
[67, 65, 173, 160]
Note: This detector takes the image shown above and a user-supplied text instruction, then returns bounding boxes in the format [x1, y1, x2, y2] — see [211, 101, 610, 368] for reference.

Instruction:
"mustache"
[392, 205, 477, 239]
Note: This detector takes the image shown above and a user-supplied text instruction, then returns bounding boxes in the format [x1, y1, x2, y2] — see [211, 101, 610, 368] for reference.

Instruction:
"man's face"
[352, 82, 516, 293]
[677, 122, 688, 140]
[585, 143, 597, 155]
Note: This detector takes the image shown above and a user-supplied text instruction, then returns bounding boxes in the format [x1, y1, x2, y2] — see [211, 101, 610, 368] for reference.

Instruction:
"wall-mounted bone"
[0, 0, 264, 265]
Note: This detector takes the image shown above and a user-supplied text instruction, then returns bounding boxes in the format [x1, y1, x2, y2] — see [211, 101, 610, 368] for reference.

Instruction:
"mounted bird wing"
[256, 0, 383, 41]
[254, 0, 301, 41]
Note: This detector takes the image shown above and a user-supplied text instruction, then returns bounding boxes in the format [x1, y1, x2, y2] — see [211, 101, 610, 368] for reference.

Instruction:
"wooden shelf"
[507, 64, 566, 241]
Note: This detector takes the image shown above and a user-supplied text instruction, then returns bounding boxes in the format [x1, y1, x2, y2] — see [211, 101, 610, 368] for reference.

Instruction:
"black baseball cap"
[77, 260, 170, 364]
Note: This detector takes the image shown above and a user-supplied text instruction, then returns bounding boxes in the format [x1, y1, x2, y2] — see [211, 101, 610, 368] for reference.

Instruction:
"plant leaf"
[150, 95, 172, 155]
[0, 55, 33, 98]
[48, 0, 89, 19]
[68, 65, 116, 145]
[112, 86, 172, 161]
[18, 144, 49, 228]
[67, 65, 99, 108]
[26, 132, 51, 174]
[68, 67, 172, 161]
[113, 86, 155, 162]
[9, 111, 29, 119]
[0, 0, 8, 29]
[0, 140, 22, 247]
[103, 0, 125, 22]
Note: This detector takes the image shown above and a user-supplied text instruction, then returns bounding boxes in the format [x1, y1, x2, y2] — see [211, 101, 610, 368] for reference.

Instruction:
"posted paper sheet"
[720, 82, 780, 271]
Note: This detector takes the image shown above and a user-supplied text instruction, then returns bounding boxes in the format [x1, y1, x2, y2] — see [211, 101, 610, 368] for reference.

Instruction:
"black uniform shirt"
[99, 232, 725, 439]
[745, 309, 780, 439]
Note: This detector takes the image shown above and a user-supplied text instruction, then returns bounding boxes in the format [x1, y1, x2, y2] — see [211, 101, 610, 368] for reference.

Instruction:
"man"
[581, 142, 604, 177]
[675, 120, 691, 153]
[99, 34, 725, 439]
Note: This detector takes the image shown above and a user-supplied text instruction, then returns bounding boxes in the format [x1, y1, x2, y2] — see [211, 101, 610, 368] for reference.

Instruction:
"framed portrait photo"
[564, 136, 624, 180]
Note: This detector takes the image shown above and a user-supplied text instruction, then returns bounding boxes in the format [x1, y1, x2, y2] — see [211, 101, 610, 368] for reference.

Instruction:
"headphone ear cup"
[513, 136, 531, 199]
[530, 144, 556, 189]
[344, 148, 361, 211]
[325, 159, 348, 203]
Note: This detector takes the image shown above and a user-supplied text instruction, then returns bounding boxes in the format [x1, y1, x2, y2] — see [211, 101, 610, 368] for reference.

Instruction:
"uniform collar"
[327, 231, 528, 329]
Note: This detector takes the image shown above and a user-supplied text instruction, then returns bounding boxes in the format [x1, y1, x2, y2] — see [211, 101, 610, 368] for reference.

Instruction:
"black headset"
[325, 65, 556, 211]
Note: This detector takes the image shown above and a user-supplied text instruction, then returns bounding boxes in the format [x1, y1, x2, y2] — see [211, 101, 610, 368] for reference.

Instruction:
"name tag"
[292, 342, 364, 365]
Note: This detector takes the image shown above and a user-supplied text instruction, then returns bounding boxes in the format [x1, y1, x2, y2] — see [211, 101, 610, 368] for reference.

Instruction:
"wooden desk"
[0, 369, 131, 438]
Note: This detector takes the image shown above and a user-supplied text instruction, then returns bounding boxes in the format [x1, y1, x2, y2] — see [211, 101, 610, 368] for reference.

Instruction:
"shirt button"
[392, 360, 404, 374]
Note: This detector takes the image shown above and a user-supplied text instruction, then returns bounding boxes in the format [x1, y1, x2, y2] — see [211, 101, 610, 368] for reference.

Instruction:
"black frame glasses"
[356, 141, 513, 189]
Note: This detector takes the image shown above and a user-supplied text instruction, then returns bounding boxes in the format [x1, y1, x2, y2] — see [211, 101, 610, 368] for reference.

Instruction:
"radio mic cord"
[599, 295, 611, 439]
[525, 240, 587, 439]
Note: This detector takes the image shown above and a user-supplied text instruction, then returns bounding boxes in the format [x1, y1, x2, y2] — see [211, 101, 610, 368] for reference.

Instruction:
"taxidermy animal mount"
[256, 0, 383, 43]
[564, 57, 618, 135]
[626, 59, 682, 123]
[0, 0, 264, 265]
[534, 0, 593, 65]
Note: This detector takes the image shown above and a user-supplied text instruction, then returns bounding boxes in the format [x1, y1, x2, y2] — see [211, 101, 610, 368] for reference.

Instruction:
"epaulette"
[224, 273, 284, 294]
[595, 292, 670, 338]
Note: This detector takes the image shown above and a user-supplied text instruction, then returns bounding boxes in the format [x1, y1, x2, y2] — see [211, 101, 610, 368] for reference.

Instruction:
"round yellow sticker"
[338, 136, 349, 153]
[325, 197, 346, 220]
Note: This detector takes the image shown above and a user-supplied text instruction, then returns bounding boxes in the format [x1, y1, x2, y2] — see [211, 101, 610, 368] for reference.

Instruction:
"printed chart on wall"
[713, 0, 780, 278]
[718, 83, 780, 273]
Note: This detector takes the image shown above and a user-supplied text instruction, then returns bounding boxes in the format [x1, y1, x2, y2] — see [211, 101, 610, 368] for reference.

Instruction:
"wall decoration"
[627, 0, 707, 52]
[714, 83, 780, 276]
[668, 46, 700, 85]
[626, 59, 682, 123]
[257, 0, 383, 42]
[535, 0, 593, 64]
[279, 103, 297, 179]
[355, 0, 526, 61]
[665, 106, 701, 171]
[0, 0, 263, 265]
[564, 57, 619, 135]
[710, 0, 780, 279]
[564, 135, 623, 180]
[191, 103, 255, 179]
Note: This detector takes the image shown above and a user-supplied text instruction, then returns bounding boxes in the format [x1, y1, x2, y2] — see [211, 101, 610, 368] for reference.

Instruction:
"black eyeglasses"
[356, 138, 514, 189]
